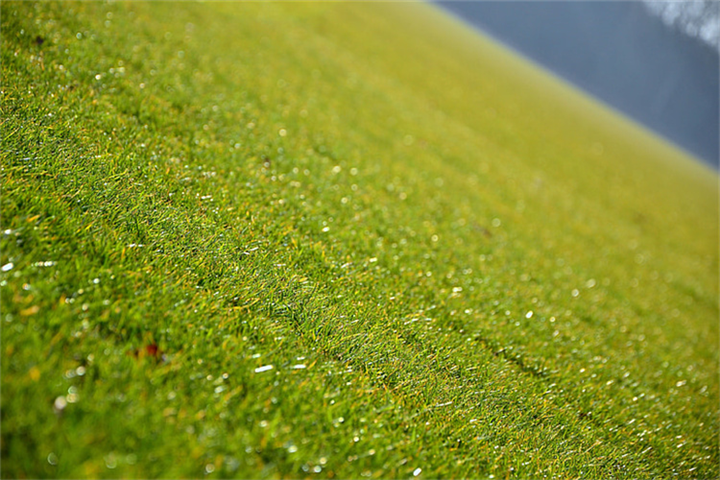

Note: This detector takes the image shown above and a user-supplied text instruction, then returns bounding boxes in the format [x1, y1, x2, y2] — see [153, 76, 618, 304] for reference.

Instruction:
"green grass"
[1, 2, 718, 478]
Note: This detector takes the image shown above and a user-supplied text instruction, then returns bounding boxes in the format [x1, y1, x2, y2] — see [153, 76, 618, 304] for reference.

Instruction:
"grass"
[1, 1, 718, 478]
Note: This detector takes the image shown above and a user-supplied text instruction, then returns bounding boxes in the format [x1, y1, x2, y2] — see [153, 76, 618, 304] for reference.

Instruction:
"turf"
[1, 2, 718, 478]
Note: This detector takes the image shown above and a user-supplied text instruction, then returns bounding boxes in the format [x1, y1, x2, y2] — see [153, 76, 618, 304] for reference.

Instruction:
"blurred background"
[435, 1, 719, 169]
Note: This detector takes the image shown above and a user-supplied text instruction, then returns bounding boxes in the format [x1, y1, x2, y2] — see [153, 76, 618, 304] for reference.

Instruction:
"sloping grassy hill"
[2, 2, 718, 478]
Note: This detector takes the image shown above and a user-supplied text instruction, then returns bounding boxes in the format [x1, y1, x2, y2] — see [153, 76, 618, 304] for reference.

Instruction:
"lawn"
[1, 2, 718, 478]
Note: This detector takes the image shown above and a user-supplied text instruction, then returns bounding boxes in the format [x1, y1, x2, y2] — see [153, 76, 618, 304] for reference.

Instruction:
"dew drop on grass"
[53, 396, 67, 413]
[66, 388, 79, 403]
[47, 452, 59, 465]
[254, 365, 274, 373]
[33, 260, 57, 268]
[413, 468, 422, 476]
[104, 453, 117, 469]
[1, 263, 14, 272]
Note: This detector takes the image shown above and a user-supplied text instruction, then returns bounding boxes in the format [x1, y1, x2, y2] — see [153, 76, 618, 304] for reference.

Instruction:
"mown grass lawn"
[1, 2, 718, 479]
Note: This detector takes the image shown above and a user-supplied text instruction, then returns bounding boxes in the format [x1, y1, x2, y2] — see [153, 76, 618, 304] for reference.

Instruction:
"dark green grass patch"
[2, 2, 718, 478]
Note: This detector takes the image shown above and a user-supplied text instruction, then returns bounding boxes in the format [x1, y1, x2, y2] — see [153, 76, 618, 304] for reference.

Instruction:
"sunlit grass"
[2, 2, 718, 478]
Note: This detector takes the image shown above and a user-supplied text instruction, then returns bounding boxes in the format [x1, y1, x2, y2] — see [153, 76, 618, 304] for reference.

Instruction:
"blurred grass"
[1, 1, 718, 478]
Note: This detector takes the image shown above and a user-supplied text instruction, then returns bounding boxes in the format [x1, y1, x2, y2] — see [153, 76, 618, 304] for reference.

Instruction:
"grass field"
[2, 2, 718, 478]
